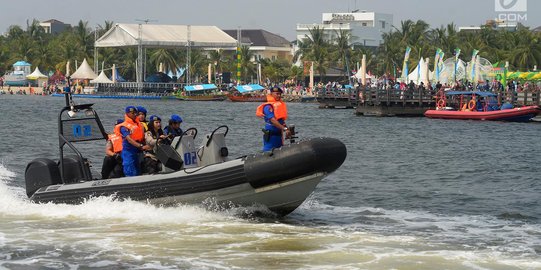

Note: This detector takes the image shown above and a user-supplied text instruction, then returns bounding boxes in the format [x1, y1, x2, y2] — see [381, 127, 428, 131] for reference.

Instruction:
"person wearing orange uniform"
[256, 86, 291, 151]
[101, 119, 124, 179]
[118, 106, 151, 176]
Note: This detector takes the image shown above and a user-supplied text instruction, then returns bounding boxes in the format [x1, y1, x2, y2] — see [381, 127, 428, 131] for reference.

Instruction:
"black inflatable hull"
[27, 138, 347, 216]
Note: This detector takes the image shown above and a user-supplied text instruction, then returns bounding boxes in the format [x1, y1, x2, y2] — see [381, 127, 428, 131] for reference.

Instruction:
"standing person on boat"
[143, 115, 168, 174]
[164, 114, 183, 138]
[256, 86, 291, 152]
[118, 106, 151, 176]
[101, 119, 124, 179]
[136, 106, 149, 131]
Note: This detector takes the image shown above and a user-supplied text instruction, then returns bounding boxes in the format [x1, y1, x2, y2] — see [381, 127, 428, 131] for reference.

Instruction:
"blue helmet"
[125, 106, 137, 113]
[149, 115, 161, 122]
[170, 114, 183, 123]
[136, 106, 147, 115]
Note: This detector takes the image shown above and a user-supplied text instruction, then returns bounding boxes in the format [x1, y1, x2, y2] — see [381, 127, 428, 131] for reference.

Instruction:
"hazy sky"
[1, 0, 539, 40]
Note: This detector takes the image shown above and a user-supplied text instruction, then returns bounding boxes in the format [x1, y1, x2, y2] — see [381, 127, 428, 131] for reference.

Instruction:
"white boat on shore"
[2, 61, 31, 86]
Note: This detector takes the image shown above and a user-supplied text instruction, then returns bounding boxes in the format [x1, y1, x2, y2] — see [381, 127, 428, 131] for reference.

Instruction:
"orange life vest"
[256, 95, 288, 121]
[108, 133, 123, 153]
[117, 115, 144, 143]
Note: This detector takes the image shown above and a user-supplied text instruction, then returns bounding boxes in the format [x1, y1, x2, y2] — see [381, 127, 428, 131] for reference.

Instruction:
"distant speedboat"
[3, 61, 31, 86]
[425, 91, 541, 122]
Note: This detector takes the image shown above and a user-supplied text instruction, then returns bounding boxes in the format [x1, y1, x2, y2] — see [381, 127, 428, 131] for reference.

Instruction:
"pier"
[316, 87, 541, 117]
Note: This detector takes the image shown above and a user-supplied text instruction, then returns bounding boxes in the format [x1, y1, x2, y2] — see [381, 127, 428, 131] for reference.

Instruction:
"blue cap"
[149, 115, 161, 122]
[170, 114, 183, 123]
[115, 119, 124, 125]
[136, 106, 147, 115]
[271, 86, 283, 93]
[125, 106, 137, 113]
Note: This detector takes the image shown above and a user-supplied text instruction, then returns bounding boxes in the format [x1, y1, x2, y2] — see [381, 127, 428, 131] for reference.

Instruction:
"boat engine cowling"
[25, 158, 61, 197]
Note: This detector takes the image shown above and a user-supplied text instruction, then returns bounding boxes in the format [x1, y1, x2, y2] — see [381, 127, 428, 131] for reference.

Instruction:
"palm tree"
[238, 44, 255, 82]
[301, 26, 330, 81]
[73, 20, 93, 59]
[149, 48, 178, 74]
[510, 29, 541, 70]
[332, 29, 354, 80]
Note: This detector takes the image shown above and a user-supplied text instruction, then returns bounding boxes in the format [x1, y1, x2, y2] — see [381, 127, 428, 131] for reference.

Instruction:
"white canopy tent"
[95, 24, 238, 48]
[95, 23, 238, 84]
[90, 71, 113, 84]
[70, 59, 98, 80]
[407, 58, 432, 84]
[26, 67, 48, 79]
[26, 67, 48, 87]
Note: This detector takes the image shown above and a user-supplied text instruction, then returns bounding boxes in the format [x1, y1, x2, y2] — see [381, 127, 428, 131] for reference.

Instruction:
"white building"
[296, 11, 393, 47]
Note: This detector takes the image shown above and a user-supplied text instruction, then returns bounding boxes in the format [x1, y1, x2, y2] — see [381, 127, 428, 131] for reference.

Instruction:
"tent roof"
[95, 24, 238, 48]
[185, 84, 217, 91]
[13, 61, 31, 66]
[90, 71, 113, 84]
[70, 59, 98, 79]
[235, 84, 265, 93]
[26, 67, 48, 79]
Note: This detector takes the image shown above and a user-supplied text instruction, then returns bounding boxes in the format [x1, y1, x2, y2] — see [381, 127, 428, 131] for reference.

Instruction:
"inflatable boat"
[25, 94, 347, 216]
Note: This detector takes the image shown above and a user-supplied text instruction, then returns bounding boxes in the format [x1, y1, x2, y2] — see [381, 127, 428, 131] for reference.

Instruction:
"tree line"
[1, 19, 540, 84]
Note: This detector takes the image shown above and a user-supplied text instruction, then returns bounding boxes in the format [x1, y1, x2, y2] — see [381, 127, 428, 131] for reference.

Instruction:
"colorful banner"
[469, 49, 479, 82]
[401, 46, 411, 81]
[434, 48, 442, 82]
[453, 48, 461, 82]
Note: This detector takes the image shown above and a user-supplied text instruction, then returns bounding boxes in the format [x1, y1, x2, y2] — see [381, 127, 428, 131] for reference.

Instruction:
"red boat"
[425, 106, 540, 122]
[425, 91, 541, 122]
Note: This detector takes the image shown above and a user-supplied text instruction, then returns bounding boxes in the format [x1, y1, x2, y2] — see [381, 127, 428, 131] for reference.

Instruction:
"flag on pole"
[434, 48, 442, 82]
[469, 49, 479, 82]
[453, 48, 461, 82]
[401, 46, 411, 81]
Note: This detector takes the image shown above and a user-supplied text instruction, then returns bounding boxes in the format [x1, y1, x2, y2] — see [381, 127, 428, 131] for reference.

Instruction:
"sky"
[1, 0, 539, 40]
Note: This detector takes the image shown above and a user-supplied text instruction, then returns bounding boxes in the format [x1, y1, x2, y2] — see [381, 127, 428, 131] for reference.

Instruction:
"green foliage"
[1, 18, 540, 83]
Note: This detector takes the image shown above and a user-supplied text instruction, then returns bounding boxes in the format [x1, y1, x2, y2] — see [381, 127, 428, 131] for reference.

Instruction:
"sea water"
[0, 94, 540, 269]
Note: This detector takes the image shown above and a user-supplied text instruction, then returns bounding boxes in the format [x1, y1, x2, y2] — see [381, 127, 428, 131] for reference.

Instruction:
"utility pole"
[186, 25, 191, 85]
[94, 26, 98, 74]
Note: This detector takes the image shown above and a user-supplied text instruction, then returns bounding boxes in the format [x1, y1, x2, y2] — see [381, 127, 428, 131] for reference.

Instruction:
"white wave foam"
[294, 199, 541, 258]
[0, 163, 239, 226]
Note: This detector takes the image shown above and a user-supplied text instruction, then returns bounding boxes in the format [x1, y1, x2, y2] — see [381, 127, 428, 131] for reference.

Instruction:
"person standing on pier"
[256, 86, 291, 152]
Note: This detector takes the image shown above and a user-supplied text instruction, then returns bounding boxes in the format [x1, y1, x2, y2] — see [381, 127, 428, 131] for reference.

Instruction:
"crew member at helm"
[256, 86, 291, 151]
[118, 106, 151, 176]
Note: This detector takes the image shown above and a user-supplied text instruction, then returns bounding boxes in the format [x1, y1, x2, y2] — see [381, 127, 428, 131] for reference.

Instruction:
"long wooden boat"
[227, 94, 266, 102]
[177, 94, 227, 101]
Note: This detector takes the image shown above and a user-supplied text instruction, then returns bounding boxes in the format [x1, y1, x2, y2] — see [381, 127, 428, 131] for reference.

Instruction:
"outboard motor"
[197, 125, 229, 167]
[25, 158, 62, 197]
[60, 155, 92, 184]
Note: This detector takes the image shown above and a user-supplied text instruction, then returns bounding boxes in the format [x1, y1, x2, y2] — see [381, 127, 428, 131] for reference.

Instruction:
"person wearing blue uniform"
[118, 106, 151, 176]
[257, 87, 291, 152]
[136, 106, 149, 131]
[164, 114, 183, 138]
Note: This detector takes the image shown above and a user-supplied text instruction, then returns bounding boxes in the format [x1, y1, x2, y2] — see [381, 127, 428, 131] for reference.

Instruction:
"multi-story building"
[223, 29, 292, 62]
[39, 19, 70, 34]
[296, 11, 393, 47]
